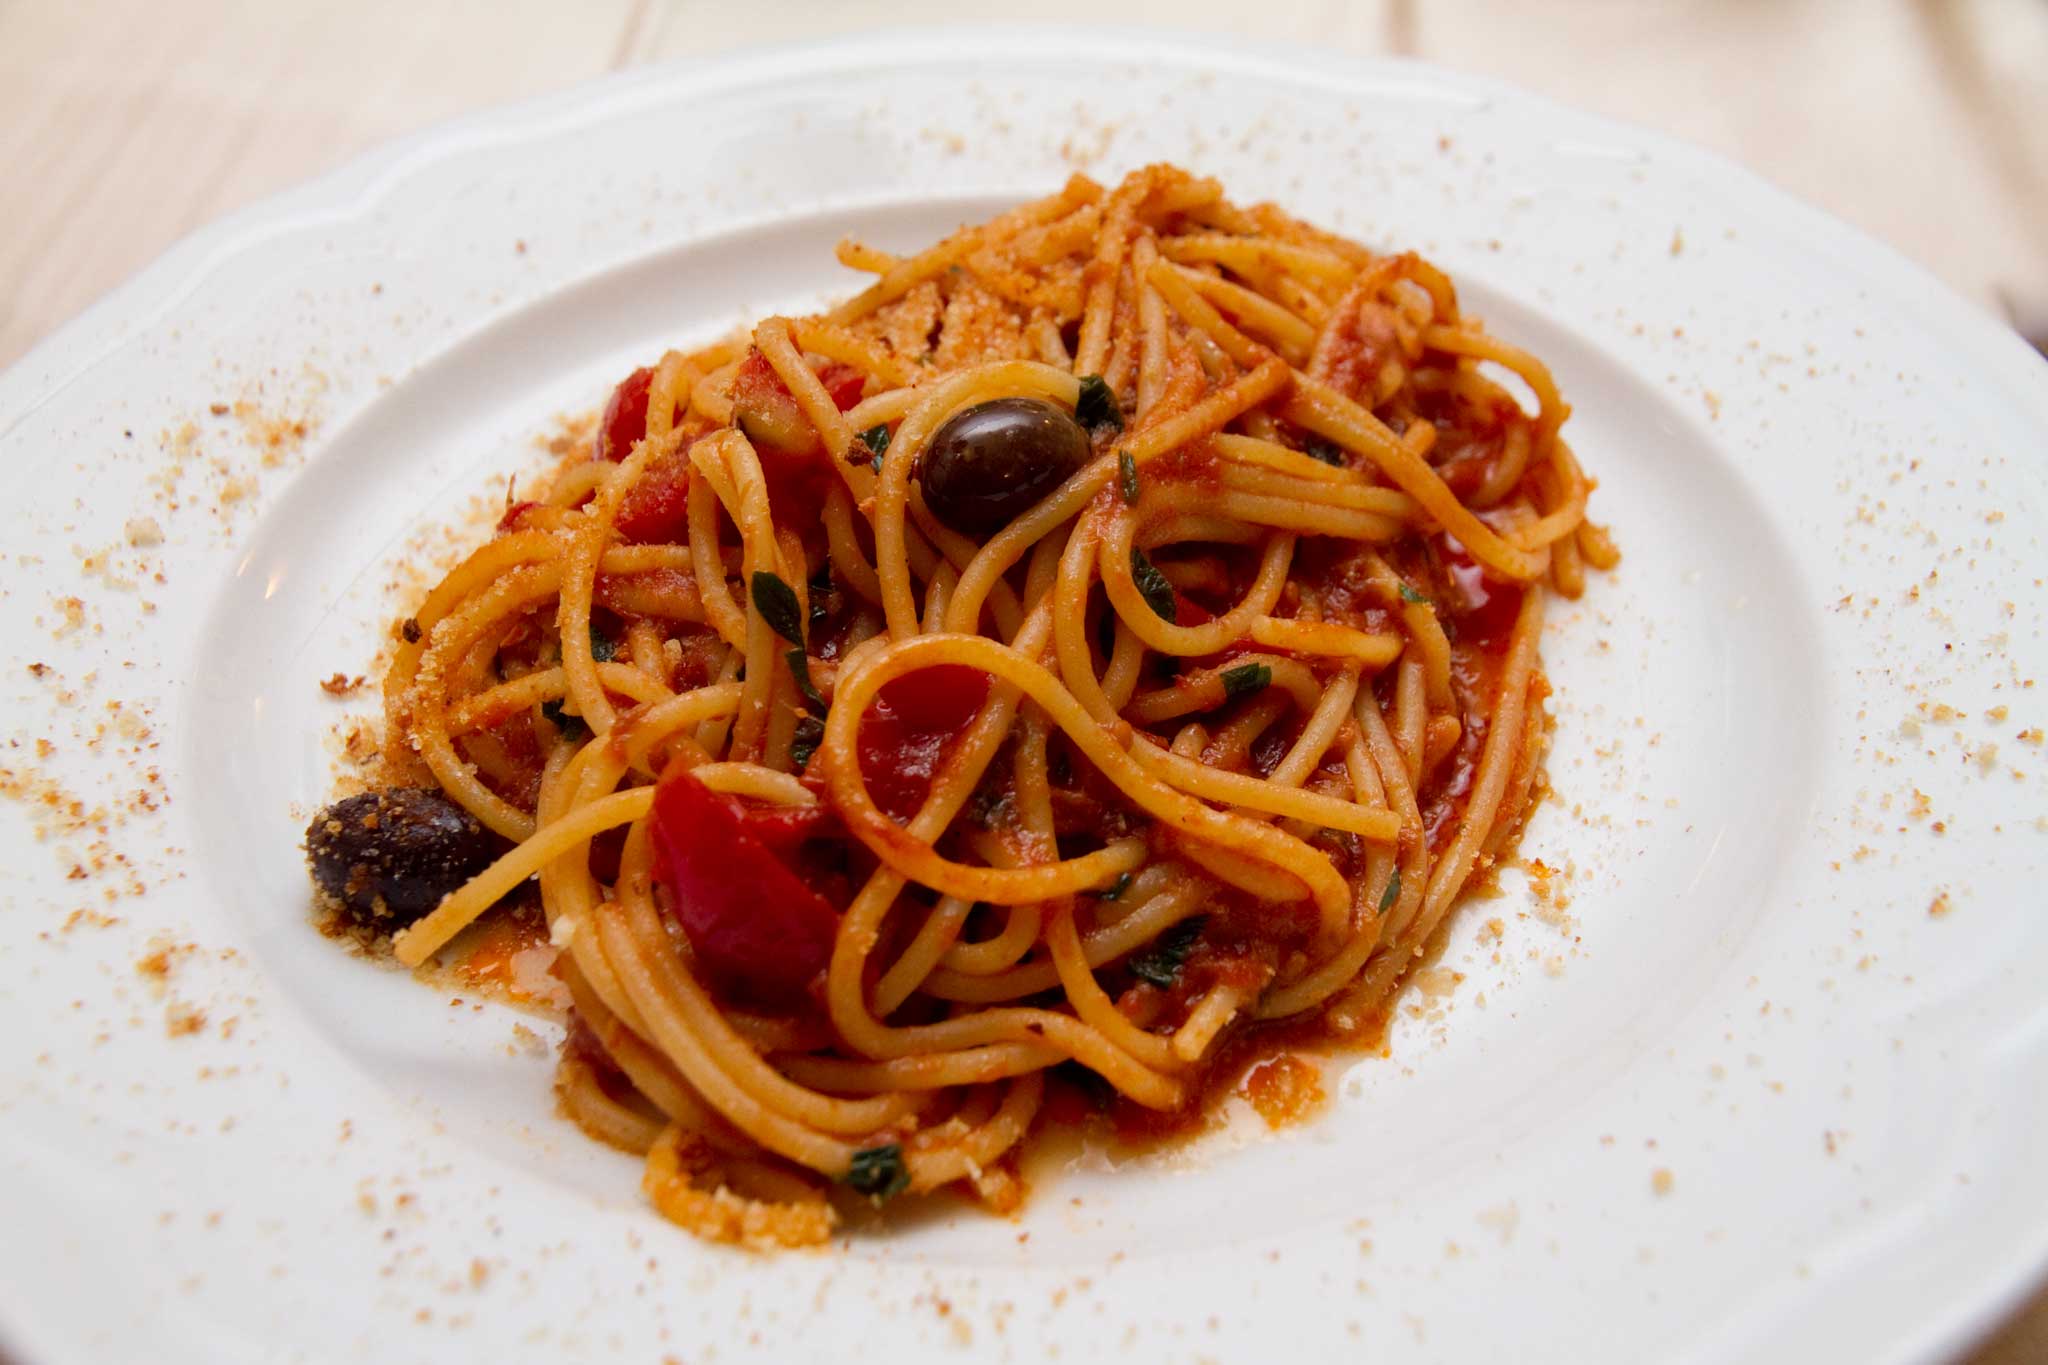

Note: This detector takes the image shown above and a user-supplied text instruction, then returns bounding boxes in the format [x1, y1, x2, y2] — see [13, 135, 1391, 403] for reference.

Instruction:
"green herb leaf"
[1304, 437, 1346, 467]
[1220, 661, 1271, 701]
[539, 698, 587, 742]
[751, 571, 806, 646]
[1075, 374, 1124, 436]
[1117, 449, 1140, 505]
[856, 423, 891, 459]
[588, 624, 616, 662]
[1129, 548, 1178, 624]
[1397, 583, 1430, 605]
[1127, 917, 1204, 989]
[1052, 1059, 1117, 1113]
[789, 715, 826, 772]
[1378, 867, 1403, 915]
[786, 649, 827, 713]
[843, 1143, 910, 1200]
[1092, 871, 1132, 902]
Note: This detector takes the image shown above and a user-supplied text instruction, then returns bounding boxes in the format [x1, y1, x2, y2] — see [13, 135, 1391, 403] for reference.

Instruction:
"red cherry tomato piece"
[855, 666, 991, 822]
[597, 366, 655, 463]
[728, 351, 869, 525]
[1171, 592, 1215, 627]
[649, 762, 841, 1008]
[817, 361, 867, 411]
[611, 448, 693, 543]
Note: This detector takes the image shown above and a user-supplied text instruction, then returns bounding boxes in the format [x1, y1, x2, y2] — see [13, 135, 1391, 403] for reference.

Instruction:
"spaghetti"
[305, 164, 1615, 1248]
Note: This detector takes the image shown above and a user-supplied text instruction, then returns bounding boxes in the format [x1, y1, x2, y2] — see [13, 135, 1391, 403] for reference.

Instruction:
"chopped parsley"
[843, 1143, 910, 1200]
[855, 423, 891, 463]
[1092, 871, 1132, 902]
[1378, 867, 1403, 915]
[786, 649, 826, 712]
[750, 570, 806, 646]
[1129, 548, 1178, 624]
[788, 714, 826, 772]
[1303, 437, 1346, 467]
[588, 624, 616, 662]
[1117, 449, 1140, 505]
[1219, 661, 1271, 701]
[1074, 374, 1124, 436]
[1397, 583, 1430, 605]
[1127, 917, 1204, 989]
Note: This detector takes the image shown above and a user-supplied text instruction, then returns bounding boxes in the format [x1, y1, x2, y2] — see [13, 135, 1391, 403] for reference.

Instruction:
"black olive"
[305, 788, 498, 930]
[919, 397, 1093, 537]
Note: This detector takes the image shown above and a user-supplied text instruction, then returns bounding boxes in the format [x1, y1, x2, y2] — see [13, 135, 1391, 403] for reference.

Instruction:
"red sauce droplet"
[1437, 533, 1523, 651]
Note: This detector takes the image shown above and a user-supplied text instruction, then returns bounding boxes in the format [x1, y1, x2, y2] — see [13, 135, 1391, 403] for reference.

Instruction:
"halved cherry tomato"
[729, 350, 867, 524]
[649, 762, 841, 1008]
[612, 451, 693, 543]
[593, 365, 693, 542]
[596, 354, 866, 541]
[596, 366, 657, 463]
[855, 665, 991, 821]
[731, 351, 865, 455]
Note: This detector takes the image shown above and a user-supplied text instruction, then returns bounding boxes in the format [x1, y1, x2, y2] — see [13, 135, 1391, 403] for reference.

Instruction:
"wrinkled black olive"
[305, 788, 497, 929]
[920, 397, 1092, 537]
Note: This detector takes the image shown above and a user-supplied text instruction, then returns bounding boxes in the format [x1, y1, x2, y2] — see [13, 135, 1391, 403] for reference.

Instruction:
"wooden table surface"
[1, 1, 2043, 1360]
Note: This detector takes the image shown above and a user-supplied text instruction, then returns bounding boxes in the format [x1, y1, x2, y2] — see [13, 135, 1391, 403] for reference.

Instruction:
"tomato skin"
[649, 762, 841, 1008]
[612, 449, 694, 543]
[589, 364, 692, 542]
[818, 361, 867, 410]
[597, 366, 656, 463]
[594, 354, 865, 542]
[855, 666, 991, 822]
[727, 350, 868, 524]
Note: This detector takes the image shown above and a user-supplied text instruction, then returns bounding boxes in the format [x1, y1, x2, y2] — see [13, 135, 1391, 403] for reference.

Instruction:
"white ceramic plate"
[2, 28, 2045, 1365]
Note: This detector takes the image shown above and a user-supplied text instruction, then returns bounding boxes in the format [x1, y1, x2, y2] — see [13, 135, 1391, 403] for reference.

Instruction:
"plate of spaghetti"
[306, 161, 1613, 1243]
[3, 28, 2046, 1365]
